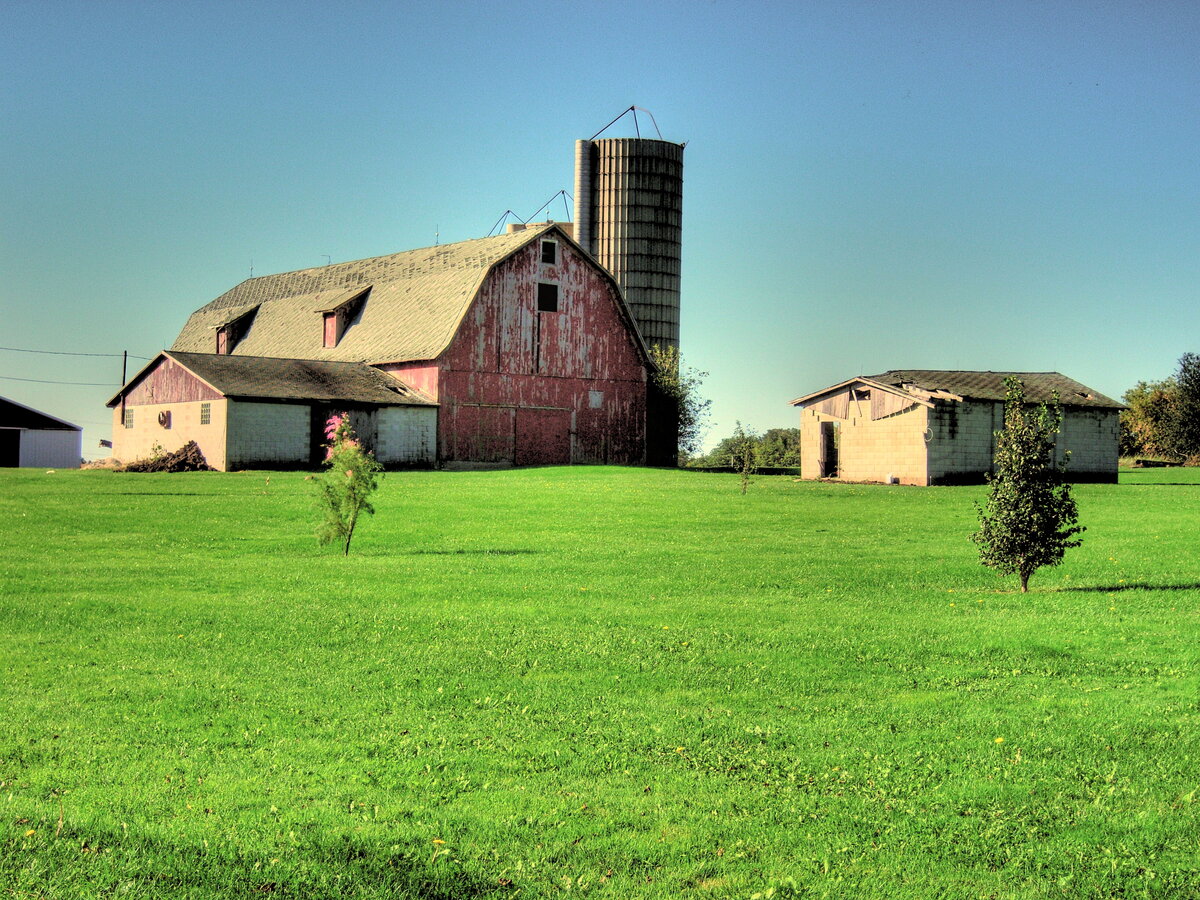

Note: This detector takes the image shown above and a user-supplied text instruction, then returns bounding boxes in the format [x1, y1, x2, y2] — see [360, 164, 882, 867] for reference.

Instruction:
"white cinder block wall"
[226, 401, 310, 469]
[376, 407, 436, 465]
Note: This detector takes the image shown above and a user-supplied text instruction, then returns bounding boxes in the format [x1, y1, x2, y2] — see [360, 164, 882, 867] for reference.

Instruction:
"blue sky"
[3, 0, 1198, 457]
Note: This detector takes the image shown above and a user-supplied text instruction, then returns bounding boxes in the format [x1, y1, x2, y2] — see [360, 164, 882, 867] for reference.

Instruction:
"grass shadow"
[408, 548, 541, 556]
[1060, 582, 1200, 593]
[1121, 483, 1200, 487]
[17, 825, 503, 900]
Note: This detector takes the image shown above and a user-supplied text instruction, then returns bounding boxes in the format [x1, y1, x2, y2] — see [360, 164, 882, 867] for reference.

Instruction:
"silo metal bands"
[574, 137, 684, 350]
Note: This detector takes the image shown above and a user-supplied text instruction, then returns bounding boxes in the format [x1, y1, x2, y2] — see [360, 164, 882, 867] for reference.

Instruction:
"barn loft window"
[200, 402, 211, 425]
[214, 305, 259, 355]
[317, 286, 370, 348]
[541, 240, 558, 265]
[123, 408, 134, 429]
[537, 282, 559, 312]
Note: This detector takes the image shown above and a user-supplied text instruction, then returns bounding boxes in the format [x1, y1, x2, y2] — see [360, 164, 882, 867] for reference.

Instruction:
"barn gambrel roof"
[169, 223, 647, 366]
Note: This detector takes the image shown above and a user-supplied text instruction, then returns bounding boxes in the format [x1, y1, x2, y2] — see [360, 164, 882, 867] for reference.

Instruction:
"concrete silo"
[573, 137, 684, 350]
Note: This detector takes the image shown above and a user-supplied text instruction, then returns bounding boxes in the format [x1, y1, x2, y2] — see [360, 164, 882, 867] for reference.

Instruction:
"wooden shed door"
[514, 408, 571, 466]
[819, 421, 839, 478]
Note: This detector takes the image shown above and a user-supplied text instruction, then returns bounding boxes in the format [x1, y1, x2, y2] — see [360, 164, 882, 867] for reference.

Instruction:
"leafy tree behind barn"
[648, 345, 711, 465]
[972, 378, 1084, 592]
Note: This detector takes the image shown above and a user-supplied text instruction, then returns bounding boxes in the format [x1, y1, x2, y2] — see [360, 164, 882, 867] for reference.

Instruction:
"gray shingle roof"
[170, 226, 562, 364]
[109, 352, 435, 406]
[866, 370, 1123, 408]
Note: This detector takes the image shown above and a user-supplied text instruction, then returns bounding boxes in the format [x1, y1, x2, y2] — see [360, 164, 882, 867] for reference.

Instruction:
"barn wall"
[1056, 408, 1120, 481]
[380, 363, 439, 401]
[376, 406, 437, 465]
[800, 391, 930, 485]
[436, 238, 647, 467]
[927, 400, 1000, 483]
[125, 357, 222, 405]
[16, 429, 82, 468]
[225, 401, 309, 469]
[111, 398, 229, 469]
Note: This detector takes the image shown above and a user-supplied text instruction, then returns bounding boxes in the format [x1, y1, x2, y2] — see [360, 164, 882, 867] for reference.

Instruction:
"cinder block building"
[109, 224, 653, 470]
[792, 370, 1122, 486]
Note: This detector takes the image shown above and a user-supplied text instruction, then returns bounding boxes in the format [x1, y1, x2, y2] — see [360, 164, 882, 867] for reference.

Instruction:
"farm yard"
[2, 466, 1198, 898]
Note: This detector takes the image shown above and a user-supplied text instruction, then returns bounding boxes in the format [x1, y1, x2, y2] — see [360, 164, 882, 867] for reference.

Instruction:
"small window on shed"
[323, 312, 339, 348]
[123, 408, 134, 429]
[541, 240, 558, 265]
[537, 282, 559, 312]
[200, 402, 211, 425]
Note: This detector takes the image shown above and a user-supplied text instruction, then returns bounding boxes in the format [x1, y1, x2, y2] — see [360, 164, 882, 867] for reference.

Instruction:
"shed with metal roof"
[1, 396, 83, 469]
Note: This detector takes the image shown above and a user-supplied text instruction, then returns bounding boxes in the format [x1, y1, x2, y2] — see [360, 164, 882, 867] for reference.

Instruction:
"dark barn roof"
[109, 352, 435, 407]
[867, 370, 1123, 409]
[1, 396, 81, 431]
[794, 370, 1122, 409]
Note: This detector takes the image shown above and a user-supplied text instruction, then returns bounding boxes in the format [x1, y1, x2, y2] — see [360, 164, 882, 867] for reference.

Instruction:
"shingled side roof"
[868, 371, 1122, 408]
[170, 225, 571, 364]
[108, 352, 435, 407]
[793, 370, 1123, 409]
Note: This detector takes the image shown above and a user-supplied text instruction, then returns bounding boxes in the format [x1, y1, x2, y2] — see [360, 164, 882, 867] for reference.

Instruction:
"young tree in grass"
[316, 413, 382, 556]
[972, 378, 1084, 593]
[729, 421, 759, 494]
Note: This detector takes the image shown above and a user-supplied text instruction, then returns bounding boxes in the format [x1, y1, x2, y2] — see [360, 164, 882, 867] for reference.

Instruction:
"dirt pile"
[124, 441, 214, 473]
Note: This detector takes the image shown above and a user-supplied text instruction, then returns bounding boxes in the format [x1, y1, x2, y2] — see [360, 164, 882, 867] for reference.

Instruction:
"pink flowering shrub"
[315, 413, 382, 555]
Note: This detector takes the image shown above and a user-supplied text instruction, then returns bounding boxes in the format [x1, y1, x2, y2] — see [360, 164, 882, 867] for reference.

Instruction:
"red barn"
[109, 224, 652, 469]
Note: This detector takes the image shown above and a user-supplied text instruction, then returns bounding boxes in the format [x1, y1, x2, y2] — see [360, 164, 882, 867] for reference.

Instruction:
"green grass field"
[3, 466, 1199, 898]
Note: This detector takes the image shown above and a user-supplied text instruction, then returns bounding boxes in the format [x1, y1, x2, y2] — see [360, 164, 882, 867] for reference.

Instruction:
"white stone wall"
[800, 397, 930, 485]
[111, 399, 229, 470]
[376, 406, 436, 465]
[1057, 408, 1120, 479]
[226, 401, 310, 469]
[927, 400, 1000, 482]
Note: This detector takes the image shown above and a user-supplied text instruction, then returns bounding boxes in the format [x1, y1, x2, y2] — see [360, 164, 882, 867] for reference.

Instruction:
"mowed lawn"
[2, 466, 1198, 899]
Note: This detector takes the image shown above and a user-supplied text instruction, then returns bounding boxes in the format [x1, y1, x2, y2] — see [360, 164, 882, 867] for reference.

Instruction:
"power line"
[0, 346, 154, 360]
[0, 375, 119, 386]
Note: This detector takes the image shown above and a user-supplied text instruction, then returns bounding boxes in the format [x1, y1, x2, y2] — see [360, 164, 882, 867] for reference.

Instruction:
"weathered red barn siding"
[436, 238, 647, 466]
[124, 357, 221, 405]
[380, 362, 440, 401]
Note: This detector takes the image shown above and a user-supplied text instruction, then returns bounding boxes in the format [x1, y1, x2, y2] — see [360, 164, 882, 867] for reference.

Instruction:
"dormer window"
[317, 286, 370, 349]
[213, 305, 259, 354]
[541, 240, 558, 265]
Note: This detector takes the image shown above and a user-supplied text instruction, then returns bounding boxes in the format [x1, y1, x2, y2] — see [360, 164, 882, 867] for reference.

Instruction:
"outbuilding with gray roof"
[791, 370, 1123, 485]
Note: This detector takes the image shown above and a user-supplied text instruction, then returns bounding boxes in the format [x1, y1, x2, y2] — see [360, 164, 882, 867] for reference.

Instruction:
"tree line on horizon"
[1120, 352, 1200, 464]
